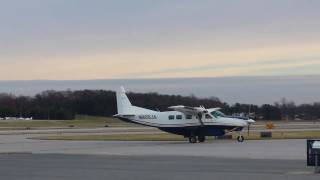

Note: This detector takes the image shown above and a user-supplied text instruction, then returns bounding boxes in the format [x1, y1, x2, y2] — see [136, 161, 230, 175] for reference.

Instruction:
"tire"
[189, 136, 197, 143]
[237, 135, 244, 142]
[198, 136, 206, 143]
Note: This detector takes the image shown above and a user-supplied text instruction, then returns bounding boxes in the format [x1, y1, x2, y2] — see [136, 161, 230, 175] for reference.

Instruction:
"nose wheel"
[237, 135, 244, 142]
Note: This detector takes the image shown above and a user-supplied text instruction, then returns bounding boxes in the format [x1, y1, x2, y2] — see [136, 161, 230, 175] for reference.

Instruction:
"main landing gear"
[188, 135, 206, 143]
[189, 136, 197, 143]
[188, 133, 244, 143]
[198, 135, 206, 143]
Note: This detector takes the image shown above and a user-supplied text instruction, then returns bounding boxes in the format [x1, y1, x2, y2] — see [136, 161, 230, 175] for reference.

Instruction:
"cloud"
[122, 56, 320, 78]
[1, 1, 320, 80]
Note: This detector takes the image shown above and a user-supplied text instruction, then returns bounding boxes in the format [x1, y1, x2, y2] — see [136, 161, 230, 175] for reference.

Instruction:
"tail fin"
[116, 86, 132, 114]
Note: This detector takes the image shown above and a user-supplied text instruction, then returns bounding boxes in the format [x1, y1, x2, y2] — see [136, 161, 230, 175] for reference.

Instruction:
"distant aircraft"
[114, 87, 255, 143]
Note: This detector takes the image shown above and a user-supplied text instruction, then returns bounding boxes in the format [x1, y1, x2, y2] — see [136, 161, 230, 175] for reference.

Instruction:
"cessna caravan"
[114, 87, 255, 143]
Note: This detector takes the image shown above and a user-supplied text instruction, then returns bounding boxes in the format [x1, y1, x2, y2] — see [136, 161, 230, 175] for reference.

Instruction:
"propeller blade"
[246, 119, 255, 136]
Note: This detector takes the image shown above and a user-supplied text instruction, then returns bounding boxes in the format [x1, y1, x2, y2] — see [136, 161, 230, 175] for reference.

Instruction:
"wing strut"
[197, 113, 204, 126]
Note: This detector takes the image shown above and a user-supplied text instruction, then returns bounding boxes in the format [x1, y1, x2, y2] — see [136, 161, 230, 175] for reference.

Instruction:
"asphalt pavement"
[0, 154, 318, 180]
[0, 127, 318, 180]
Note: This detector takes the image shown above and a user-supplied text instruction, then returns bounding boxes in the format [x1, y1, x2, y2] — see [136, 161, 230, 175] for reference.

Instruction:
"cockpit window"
[211, 111, 226, 118]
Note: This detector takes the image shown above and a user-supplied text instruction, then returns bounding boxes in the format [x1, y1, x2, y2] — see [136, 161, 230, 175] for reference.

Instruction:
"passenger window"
[205, 114, 212, 119]
[176, 115, 182, 120]
[168, 115, 175, 120]
[186, 115, 192, 119]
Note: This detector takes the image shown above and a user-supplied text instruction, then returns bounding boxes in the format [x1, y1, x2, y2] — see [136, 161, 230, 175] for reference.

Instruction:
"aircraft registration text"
[138, 115, 157, 119]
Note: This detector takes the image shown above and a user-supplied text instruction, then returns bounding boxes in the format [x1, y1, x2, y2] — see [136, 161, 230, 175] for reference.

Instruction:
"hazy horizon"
[0, 75, 319, 105]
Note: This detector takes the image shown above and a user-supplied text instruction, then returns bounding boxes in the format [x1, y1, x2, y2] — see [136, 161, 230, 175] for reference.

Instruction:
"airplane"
[114, 87, 255, 143]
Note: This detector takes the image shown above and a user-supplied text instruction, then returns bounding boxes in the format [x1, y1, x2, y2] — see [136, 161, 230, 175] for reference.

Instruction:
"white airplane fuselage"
[117, 110, 247, 137]
[114, 87, 254, 143]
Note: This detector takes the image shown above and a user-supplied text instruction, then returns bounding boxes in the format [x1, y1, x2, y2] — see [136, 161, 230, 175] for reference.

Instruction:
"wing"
[169, 105, 212, 126]
[168, 105, 208, 115]
[207, 108, 221, 112]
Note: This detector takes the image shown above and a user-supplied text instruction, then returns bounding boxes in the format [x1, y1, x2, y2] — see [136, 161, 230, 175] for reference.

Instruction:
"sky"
[0, 0, 320, 80]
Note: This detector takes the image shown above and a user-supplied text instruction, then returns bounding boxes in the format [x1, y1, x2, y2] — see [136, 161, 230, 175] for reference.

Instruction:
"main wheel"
[189, 136, 197, 143]
[237, 135, 244, 142]
[198, 136, 206, 143]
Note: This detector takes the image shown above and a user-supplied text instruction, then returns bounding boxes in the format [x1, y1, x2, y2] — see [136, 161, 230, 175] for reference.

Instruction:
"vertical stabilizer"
[116, 86, 132, 114]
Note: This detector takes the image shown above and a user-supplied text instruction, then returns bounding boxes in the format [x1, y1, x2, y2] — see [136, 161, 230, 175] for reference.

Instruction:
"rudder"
[116, 86, 132, 114]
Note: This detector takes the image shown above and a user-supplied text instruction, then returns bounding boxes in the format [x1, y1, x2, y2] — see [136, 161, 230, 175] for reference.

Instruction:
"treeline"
[0, 90, 319, 121]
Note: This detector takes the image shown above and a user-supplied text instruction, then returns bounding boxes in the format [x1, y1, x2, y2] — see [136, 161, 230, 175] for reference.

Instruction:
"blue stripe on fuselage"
[117, 117, 243, 137]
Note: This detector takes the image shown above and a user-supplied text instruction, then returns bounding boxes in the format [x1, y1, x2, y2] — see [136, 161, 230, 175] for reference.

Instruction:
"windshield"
[211, 111, 226, 118]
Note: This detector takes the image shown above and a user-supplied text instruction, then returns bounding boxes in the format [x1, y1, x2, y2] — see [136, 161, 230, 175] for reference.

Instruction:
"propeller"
[246, 119, 255, 136]
[246, 105, 256, 136]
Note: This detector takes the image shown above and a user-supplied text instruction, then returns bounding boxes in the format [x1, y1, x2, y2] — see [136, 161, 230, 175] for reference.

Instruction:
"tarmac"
[0, 128, 319, 179]
[0, 154, 318, 180]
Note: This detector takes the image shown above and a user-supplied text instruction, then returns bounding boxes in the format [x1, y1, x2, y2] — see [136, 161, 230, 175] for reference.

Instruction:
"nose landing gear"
[237, 135, 244, 142]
